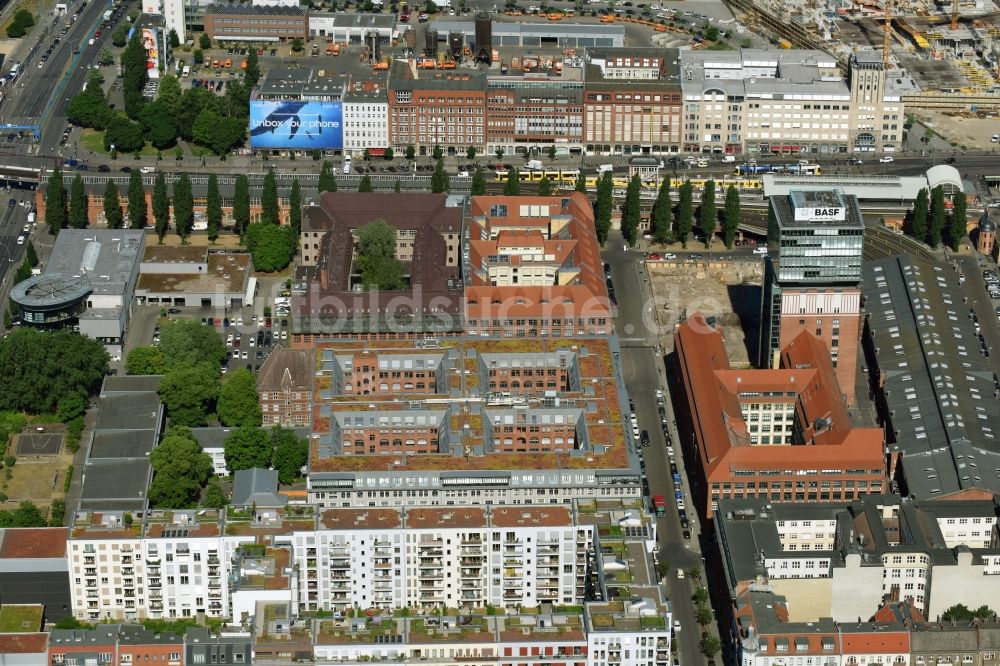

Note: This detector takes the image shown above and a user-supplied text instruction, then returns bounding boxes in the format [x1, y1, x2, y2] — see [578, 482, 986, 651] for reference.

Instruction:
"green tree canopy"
[503, 168, 521, 196]
[149, 426, 214, 508]
[199, 33, 212, 49]
[261, 169, 280, 224]
[722, 184, 740, 249]
[0, 501, 47, 527]
[126, 345, 167, 375]
[471, 169, 486, 196]
[127, 170, 147, 230]
[289, 178, 302, 236]
[206, 173, 221, 241]
[949, 191, 967, 251]
[224, 426, 273, 472]
[594, 172, 613, 245]
[202, 480, 228, 508]
[233, 175, 250, 236]
[157, 363, 221, 427]
[355, 221, 407, 291]
[698, 179, 717, 248]
[538, 175, 553, 196]
[217, 369, 261, 428]
[122, 32, 149, 119]
[69, 174, 88, 229]
[245, 223, 296, 273]
[431, 158, 449, 193]
[928, 185, 946, 248]
[575, 172, 587, 193]
[0, 329, 108, 413]
[650, 178, 672, 245]
[432, 144, 443, 160]
[45, 168, 67, 235]
[152, 173, 170, 242]
[272, 426, 309, 484]
[621, 175, 641, 246]
[676, 180, 694, 248]
[103, 180, 122, 229]
[318, 161, 337, 193]
[157, 318, 226, 370]
[358, 174, 373, 193]
[910, 187, 929, 241]
[172, 173, 193, 240]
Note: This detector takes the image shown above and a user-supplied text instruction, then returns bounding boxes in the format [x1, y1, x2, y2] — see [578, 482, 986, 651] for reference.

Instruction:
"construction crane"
[883, 0, 894, 67]
[951, 0, 959, 29]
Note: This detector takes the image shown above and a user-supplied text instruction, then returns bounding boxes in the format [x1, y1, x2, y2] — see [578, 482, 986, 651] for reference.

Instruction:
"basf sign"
[249, 101, 343, 150]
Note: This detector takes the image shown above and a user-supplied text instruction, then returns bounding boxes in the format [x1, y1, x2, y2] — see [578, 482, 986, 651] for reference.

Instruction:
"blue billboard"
[249, 100, 343, 150]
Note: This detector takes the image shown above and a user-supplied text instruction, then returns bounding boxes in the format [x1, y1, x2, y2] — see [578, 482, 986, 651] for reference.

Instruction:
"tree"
[949, 191, 967, 251]
[676, 180, 694, 248]
[650, 178, 672, 245]
[698, 179, 717, 248]
[190, 109, 243, 156]
[384, 147, 394, 160]
[0, 329, 108, 414]
[112, 23, 129, 47]
[233, 175, 250, 236]
[288, 178, 302, 237]
[575, 172, 587, 193]
[699, 635, 721, 659]
[271, 426, 308, 484]
[217, 369, 261, 427]
[202, 480, 227, 508]
[547, 145, 557, 160]
[224, 426, 272, 472]
[538, 175, 553, 196]
[25, 241, 38, 268]
[696, 604, 714, 626]
[127, 170, 147, 230]
[172, 173, 193, 240]
[706, 25, 720, 41]
[928, 185, 946, 248]
[68, 174, 88, 229]
[503, 167, 521, 196]
[122, 32, 149, 119]
[157, 318, 226, 370]
[67, 75, 112, 129]
[393, 179, 401, 193]
[5, 9, 34, 38]
[494, 146, 504, 160]
[149, 427, 213, 508]
[910, 187, 929, 241]
[432, 144, 443, 160]
[723, 184, 740, 249]
[431, 158, 449, 193]
[126, 345, 167, 375]
[692, 587, 709, 604]
[103, 112, 145, 153]
[199, 33, 212, 49]
[152, 173, 169, 242]
[594, 171, 613, 245]
[192, 49, 204, 65]
[168, 28, 180, 48]
[245, 224, 296, 272]
[467, 146, 477, 160]
[318, 161, 338, 193]
[261, 169, 280, 224]
[471, 168, 486, 196]
[358, 174, 374, 192]
[941, 604, 975, 622]
[206, 174, 221, 241]
[0, 501, 47, 527]
[245, 48, 260, 88]
[157, 364, 220, 427]
[405, 145, 416, 160]
[621, 174, 641, 246]
[45, 168, 67, 235]
[356, 221, 406, 290]
[291, 37, 303, 53]
[103, 180, 122, 229]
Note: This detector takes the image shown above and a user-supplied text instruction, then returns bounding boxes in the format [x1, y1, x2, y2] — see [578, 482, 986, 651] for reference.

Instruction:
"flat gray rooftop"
[79, 459, 151, 509]
[46, 230, 144, 297]
[94, 393, 162, 431]
[88, 430, 156, 460]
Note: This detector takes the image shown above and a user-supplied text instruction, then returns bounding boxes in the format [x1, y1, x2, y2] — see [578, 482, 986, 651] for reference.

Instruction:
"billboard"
[141, 27, 160, 80]
[249, 100, 343, 150]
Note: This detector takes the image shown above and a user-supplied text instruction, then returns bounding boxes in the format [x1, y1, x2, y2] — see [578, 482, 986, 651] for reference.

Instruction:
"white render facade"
[291, 517, 593, 612]
[343, 90, 390, 155]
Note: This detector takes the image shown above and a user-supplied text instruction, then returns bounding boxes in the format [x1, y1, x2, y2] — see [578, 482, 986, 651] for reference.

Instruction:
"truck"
[182, 64, 190, 77]
[103, 9, 112, 20]
[652, 495, 666, 517]
[596, 163, 613, 175]
[525, 159, 543, 171]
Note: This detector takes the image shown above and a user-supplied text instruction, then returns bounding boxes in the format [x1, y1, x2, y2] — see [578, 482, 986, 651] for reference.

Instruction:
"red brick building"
[257, 347, 313, 427]
[388, 60, 487, 155]
[464, 193, 612, 338]
[674, 313, 886, 518]
[204, 4, 308, 42]
[333, 350, 445, 397]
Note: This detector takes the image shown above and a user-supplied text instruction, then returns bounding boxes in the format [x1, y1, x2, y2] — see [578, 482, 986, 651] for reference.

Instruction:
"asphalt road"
[603, 230, 712, 666]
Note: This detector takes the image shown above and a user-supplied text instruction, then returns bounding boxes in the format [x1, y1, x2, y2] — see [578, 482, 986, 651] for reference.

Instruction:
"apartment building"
[583, 48, 682, 156]
[343, 84, 390, 155]
[674, 314, 885, 517]
[307, 336, 639, 508]
[862, 255, 1000, 501]
[256, 347, 312, 427]
[291, 506, 591, 612]
[485, 62, 585, 158]
[464, 193, 612, 338]
[388, 60, 487, 155]
[203, 4, 308, 41]
[715, 496, 1000, 624]
[759, 189, 865, 402]
[67, 511, 233, 621]
[330, 350, 447, 397]
[679, 49, 902, 155]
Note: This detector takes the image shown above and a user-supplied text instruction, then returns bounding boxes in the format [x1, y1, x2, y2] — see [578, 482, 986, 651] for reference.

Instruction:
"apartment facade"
[583, 48, 682, 155]
[485, 65, 585, 158]
[388, 61, 488, 154]
[680, 49, 903, 155]
[292, 506, 591, 612]
[256, 347, 312, 427]
[343, 85, 390, 155]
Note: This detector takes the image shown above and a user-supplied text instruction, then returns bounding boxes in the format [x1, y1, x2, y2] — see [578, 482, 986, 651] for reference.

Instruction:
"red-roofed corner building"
[674, 313, 885, 518]
[840, 624, 911, 666]
[465, 193, 612, 338]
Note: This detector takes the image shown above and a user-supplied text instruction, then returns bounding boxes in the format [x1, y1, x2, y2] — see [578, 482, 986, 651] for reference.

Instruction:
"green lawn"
[79, 129, 161, 157]
[0, 605, 43, 632]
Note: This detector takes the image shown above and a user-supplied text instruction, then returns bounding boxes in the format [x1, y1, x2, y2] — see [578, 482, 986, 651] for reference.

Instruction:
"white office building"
[342, 86, 390, 155]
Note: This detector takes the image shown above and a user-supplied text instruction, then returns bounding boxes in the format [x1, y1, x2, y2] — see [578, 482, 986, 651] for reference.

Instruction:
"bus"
[652, 495, 666, 517]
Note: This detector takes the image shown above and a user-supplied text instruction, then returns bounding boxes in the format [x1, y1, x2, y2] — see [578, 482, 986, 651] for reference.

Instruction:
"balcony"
[208, 568, 220, 577]
[208, 556, 220, 565]
[150, 600, 163, 610]
[208, 581, 221, 589]
[147, 567, 160, 576]
[148, 578, 161, 588]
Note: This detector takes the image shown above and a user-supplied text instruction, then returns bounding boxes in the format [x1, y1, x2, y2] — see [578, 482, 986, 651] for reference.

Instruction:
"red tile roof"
[841, 630, 910, 653]
[0, 633, 48, 653]
[0, 528, 68, 559]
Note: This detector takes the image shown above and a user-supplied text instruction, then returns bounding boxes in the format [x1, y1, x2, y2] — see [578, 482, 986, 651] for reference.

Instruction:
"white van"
[343, 159, 352, 174]
[722, 155, 736, 163]
[596, 163, 614, 175]
[753, 246, 768, 255]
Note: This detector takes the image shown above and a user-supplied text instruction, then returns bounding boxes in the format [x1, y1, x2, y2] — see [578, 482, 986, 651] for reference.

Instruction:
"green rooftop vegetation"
[0, 605, 42, 632]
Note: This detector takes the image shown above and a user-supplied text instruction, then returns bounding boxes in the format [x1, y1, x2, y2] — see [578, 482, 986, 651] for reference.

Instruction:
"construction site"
[724, 0, 1000, 110]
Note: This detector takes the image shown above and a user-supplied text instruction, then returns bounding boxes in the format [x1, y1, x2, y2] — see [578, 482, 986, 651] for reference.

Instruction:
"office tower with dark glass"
[759, 190, 865, 405]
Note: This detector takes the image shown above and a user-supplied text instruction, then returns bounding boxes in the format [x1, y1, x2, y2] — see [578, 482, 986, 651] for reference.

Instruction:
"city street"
[604, 231, 715, 666]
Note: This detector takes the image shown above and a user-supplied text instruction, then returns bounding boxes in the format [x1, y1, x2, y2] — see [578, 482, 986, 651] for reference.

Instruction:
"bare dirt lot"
[647, 258, 763, 365]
